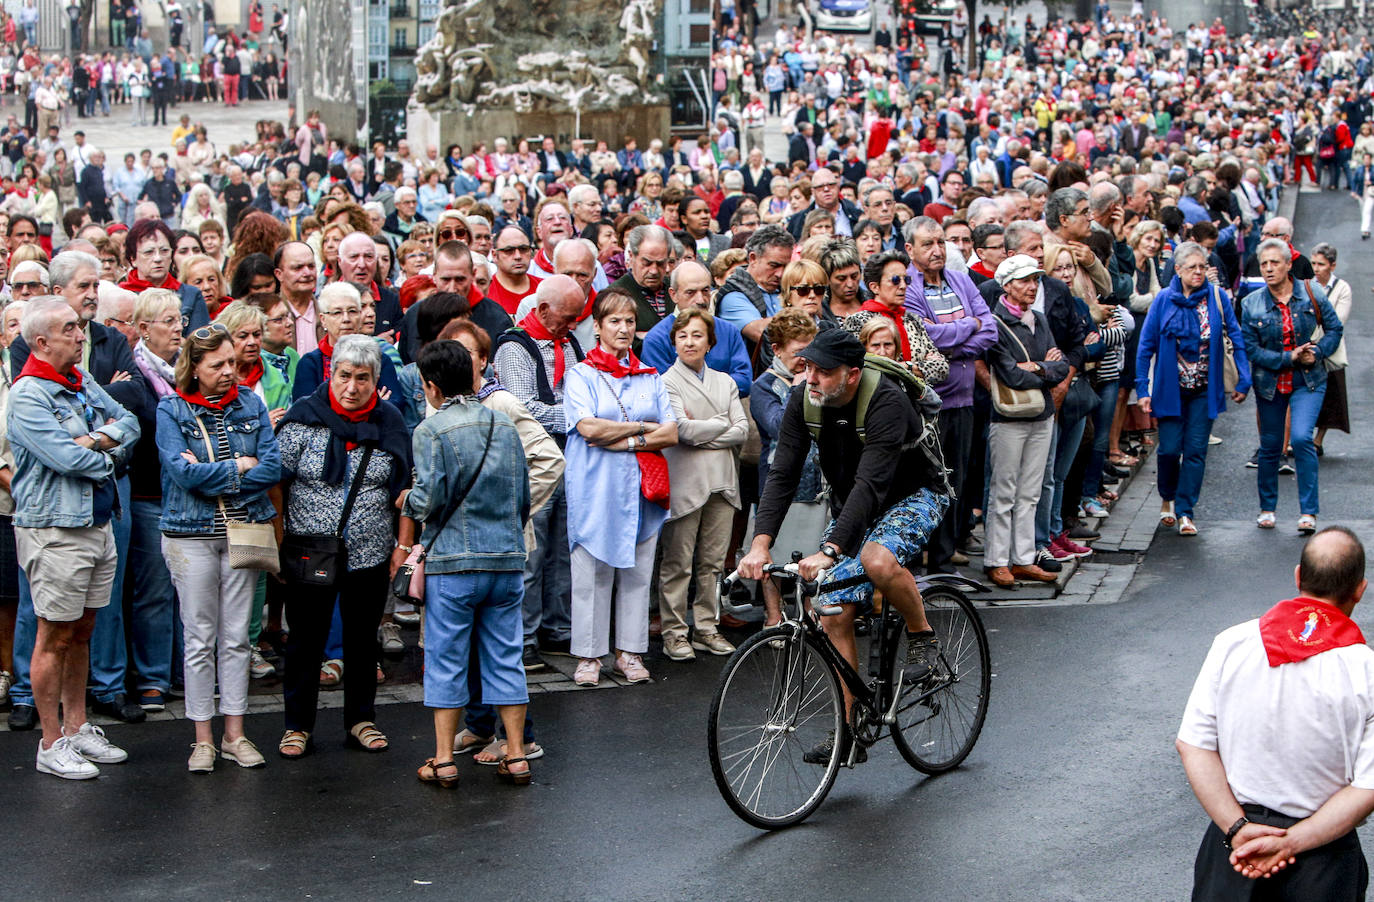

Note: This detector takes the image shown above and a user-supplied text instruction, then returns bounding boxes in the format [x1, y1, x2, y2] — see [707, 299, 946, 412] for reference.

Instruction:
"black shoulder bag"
[391, 411, 495, 606]
[280, 446, 373, 586]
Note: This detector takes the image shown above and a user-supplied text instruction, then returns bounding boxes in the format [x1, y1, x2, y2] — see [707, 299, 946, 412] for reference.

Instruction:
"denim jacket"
[8, 367, 140, 528]
[1240, 279, 1343, 402]
[403, 398, 529, 574]
[155, 391, 282, 534]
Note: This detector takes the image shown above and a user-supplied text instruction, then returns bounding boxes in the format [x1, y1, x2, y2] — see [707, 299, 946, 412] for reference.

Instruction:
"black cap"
[797, 328, 866, 370]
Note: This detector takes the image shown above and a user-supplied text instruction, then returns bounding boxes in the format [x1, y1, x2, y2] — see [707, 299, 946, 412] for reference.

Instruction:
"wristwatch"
[1223, 816, 1250, 850]
[819, 543, 840, 561]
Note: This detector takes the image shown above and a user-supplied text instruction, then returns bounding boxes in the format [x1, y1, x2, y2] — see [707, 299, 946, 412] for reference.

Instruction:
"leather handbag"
[280, 446, 373, 585]
[1213, 285, 1241, 393]
[593, 370, 671, 508]
[391, 412, 495, 607]
[988, 318, 1047, 418]
[192, 414, 279, 573]
[1303, 278, 1345, 372]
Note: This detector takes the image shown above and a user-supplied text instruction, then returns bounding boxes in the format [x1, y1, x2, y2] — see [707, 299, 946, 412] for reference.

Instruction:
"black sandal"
[418, 758, 459, 788]
[496, 756, 532, 786]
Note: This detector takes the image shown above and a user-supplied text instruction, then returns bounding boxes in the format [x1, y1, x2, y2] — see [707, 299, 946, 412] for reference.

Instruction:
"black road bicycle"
[707, 556, 992, 830]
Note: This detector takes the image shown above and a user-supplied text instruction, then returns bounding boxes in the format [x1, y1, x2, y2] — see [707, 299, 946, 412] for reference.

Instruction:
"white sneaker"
[188, 741, 217, 773]
[379, 622, 404, 654]
[221, 736, 266, 768]
[36, 736, 100, 780]
[662, 635, 696, 661]
[249, 648, 276, 679]
[67, 722, 128, 764]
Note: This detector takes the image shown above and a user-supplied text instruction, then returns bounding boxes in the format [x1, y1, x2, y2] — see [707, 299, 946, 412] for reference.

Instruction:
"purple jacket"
[904, 267, 998, 409]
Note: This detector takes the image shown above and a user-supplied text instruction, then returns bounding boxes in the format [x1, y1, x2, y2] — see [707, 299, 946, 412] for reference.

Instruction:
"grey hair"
[19, 295, 71, 346]
[1128, 219, 1165, 248]
[669, 259, 709, 290]
[49, 250, 100, 290]
[902, 215, 943, 244]
[1257, 237, 1291, 260]
[1044, 187, 1087, 231]
[552, 236, 597, 268]
[1184, 175, 1208, 199]
[330, 333, 382, 379]
[567, 184, 599, 206]
[95, 282, 137, 323]
[1172, 241, 1210, 270]
[1311, 242, 1338, 265]
[316, 281, 362, 316]
[966, 197, 1000, 225]
[744, 224, 796, 257]
[1089, 182, 1121, 213]
[10, 260, 49, 286]
[626, 224, 673, 257]
[862, 183, 893, 205]
[722, 169, 744, 191]
[1003, 219, 1045, 254]
[1023, 180, 1049, 199]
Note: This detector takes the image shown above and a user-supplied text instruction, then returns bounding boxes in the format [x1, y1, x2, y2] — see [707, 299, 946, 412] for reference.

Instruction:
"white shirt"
[1178, 618, 1374, 818]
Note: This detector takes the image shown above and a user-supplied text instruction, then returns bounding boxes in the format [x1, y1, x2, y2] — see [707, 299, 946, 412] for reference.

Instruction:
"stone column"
[288, 0, 360, 143]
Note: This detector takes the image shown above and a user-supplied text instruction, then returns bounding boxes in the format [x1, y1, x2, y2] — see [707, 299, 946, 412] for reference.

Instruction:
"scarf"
[1161, 275, 1214, 362]
[176, 383, 238, 410]
[533, 247, 553, 274]
[276, 382, 412, 500]
[120, 271, 182, 293]
[318, 333, 335, 380]
[134, 340, 177, 397]
[17, 354, 82, 390]
[238, 359, 264, 389]
[328, 384, 377, 449]
[1258, 596, 1366, 666]
[475, 375, 505, 402]
[583, 345, 657, 379]
[861, 299, 911, 361]
[518, 311, 570, 385]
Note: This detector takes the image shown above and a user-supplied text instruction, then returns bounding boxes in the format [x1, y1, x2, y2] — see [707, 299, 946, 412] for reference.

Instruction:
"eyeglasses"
[496, 244, 533, 255]
[790, 284, 827, 297]
[266, 313, 291, 325]
[321, 306, 362, 317]
[886, 274, 912, 286]
[10, 280, 43, 291]
[190, 322, 229, 340]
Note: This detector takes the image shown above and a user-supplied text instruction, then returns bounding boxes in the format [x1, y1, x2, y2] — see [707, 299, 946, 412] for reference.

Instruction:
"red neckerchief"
[579, 287, 596, 323]
[120, 272, 182, 293]
[369, 281, 381, 301]
[239, 359, 264, 389]
[17, 354, 82, 390]
[176, 383, 238, 410]
[319, 333, 335, 380]
[533, 247, 554, 273]
[583, 345, 656, 379]
[519, 310, 571, 385]
[328, 385, 376, 450]
[1258, 597, 1366, 666]
[861, 299, 911, 360]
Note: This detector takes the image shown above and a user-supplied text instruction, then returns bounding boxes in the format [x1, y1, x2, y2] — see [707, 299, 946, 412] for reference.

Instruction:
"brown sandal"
[496, 755, 532, 786]
[278, 730, 312, 759]
[346, 721, 389, 752]
[417, 758, 459, 788]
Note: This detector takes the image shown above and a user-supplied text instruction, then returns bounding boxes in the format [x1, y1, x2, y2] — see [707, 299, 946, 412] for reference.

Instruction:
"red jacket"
[1337, 122, 1354, 151]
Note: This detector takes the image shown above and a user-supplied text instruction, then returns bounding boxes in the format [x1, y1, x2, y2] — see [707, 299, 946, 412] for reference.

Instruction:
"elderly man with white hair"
[384, 185, 426, 240]
[8, 260, 49, 302]
[291, 282, 404, 404]
[95, 282, 138, 349]
[566, 184, 602, 235]
[516, 237, 599, 352]
[335, 231, 404, 338]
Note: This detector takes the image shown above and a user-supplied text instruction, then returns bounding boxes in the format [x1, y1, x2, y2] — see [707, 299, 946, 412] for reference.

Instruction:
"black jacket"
[78, 164, 108, 219]
[753, 376, 937, 554]
[742, 166, 773, 200]
[978, 274, 1087, 371]
[398, 294, 513, 364]
[139, 174, 179, 218]
[788, 133, 813, 168]
[985, 302, 1071, 423]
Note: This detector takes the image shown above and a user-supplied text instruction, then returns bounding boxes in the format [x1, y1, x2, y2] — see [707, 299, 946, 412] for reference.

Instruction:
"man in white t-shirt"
[1177, 526, 1374, 900]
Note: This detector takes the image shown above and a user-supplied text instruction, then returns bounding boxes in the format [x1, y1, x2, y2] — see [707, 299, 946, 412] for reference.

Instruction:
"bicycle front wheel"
[707, 626, 845, 830]
[891, 588, 991, 774]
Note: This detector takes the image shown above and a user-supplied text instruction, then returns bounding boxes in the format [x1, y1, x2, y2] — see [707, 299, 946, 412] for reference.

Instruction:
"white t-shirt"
[1178, 618, 1374, 818]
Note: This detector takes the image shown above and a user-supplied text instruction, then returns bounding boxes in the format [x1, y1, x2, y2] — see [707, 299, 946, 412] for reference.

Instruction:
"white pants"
[1362, 193, 1374, 233]
[986, 418, 1055, 568]
[570, 538, 656, 658]
[162, 536, 258, 721]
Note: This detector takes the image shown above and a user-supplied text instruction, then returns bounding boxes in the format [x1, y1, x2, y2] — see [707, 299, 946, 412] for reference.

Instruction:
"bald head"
[1298, 527, 1368, 608]
[553, 238, 596, 299]
[668, 260, 712, 311]
[534, 274, 586, 339]
[337, 231, 378, 284]
[1261, 217, 1294, 240]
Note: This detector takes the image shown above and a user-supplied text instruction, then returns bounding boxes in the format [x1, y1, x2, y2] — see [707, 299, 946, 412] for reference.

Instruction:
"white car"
[814, 0, 873, 33]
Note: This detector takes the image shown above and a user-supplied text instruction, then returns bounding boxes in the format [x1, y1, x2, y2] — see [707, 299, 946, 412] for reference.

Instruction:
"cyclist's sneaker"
[902, 630, 940, 689]
[802, 729, 867, 766]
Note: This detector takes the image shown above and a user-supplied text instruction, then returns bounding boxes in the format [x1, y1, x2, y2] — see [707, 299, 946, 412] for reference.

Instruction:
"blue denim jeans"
[128, 500, 175, 692]
[1156, 389, 1214, 520]
[1081, 380, 1118, 499]
[1257, 385, 1325, 515]
[423, 571, 528, 710]
[12, 475, 131, 704]
[520, 483, 571, 647]
[1035, 412, 1088, 546]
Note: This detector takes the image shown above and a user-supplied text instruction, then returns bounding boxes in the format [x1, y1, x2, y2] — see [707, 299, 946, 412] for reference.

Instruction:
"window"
[394, 28, 406, 47]
[418, 0, 440, 20]
[417, 23, 435, 45]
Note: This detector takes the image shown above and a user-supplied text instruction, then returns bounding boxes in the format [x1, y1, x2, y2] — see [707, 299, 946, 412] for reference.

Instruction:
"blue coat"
[292, 346, 403, 406]
[639, 311, 752, 398]
[1241, 278, 1343, 402]
[1135, 277, 1251, 420]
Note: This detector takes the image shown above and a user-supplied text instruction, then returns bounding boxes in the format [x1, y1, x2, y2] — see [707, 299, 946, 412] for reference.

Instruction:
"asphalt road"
[0, 188, 1369, 900]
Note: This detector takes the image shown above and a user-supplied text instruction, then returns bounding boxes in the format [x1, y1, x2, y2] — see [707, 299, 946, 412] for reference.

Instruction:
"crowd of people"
[0, 6, 1357, 799]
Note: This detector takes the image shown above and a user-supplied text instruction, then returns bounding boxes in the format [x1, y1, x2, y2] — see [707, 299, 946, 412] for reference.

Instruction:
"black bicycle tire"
[890, 587, 992, 775]
[707, 626, 845, 830]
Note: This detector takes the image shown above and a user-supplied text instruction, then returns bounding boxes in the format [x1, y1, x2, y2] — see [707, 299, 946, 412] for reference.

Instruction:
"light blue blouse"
[563, 361, 677, 568]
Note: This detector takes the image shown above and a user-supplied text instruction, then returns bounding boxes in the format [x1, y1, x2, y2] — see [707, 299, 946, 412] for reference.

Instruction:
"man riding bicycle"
[738, 328, 952, 762]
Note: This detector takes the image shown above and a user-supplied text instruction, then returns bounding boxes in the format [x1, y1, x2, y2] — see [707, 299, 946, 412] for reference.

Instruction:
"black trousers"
[927, 405, 974, 573]
[1192, 806, 1368, 901]
[282, 562, 387, 734]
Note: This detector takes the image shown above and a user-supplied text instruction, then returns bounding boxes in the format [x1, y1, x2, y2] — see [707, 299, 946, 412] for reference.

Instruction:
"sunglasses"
[886, 274, 912, 286]
[191, 322, 229, 340]
[790, 284, 827, 297]
[438, 228, 469, 241]
[497, 244, 533, 254]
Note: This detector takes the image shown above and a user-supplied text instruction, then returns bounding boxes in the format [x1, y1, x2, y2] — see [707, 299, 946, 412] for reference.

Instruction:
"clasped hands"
[1227, 822, 1298, 880]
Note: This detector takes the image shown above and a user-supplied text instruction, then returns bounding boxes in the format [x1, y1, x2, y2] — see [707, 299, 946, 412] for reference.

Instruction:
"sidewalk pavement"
[52, 97, 289, 159]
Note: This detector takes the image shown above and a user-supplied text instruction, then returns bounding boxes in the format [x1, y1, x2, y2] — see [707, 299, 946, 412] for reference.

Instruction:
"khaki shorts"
[15, 523, 117, 623]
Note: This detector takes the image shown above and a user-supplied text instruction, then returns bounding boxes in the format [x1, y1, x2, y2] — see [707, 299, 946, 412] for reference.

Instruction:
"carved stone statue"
[412, 0, 665, 115]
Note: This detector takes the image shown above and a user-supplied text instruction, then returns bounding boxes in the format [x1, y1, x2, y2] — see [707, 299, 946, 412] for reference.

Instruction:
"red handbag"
[594, 370, 671, 509]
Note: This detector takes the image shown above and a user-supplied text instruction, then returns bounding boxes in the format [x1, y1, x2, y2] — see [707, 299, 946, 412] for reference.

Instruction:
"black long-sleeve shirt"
[753, 377, 936, 555]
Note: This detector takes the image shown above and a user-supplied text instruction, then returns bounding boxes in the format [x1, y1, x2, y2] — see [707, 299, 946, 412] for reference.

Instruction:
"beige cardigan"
[479, 386, 565, 554]
[661, 359, 748, 522]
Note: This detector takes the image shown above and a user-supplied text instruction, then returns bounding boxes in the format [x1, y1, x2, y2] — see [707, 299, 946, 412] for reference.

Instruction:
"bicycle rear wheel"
[890, 588, 991, 774]
[707, 626, 845, 829]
